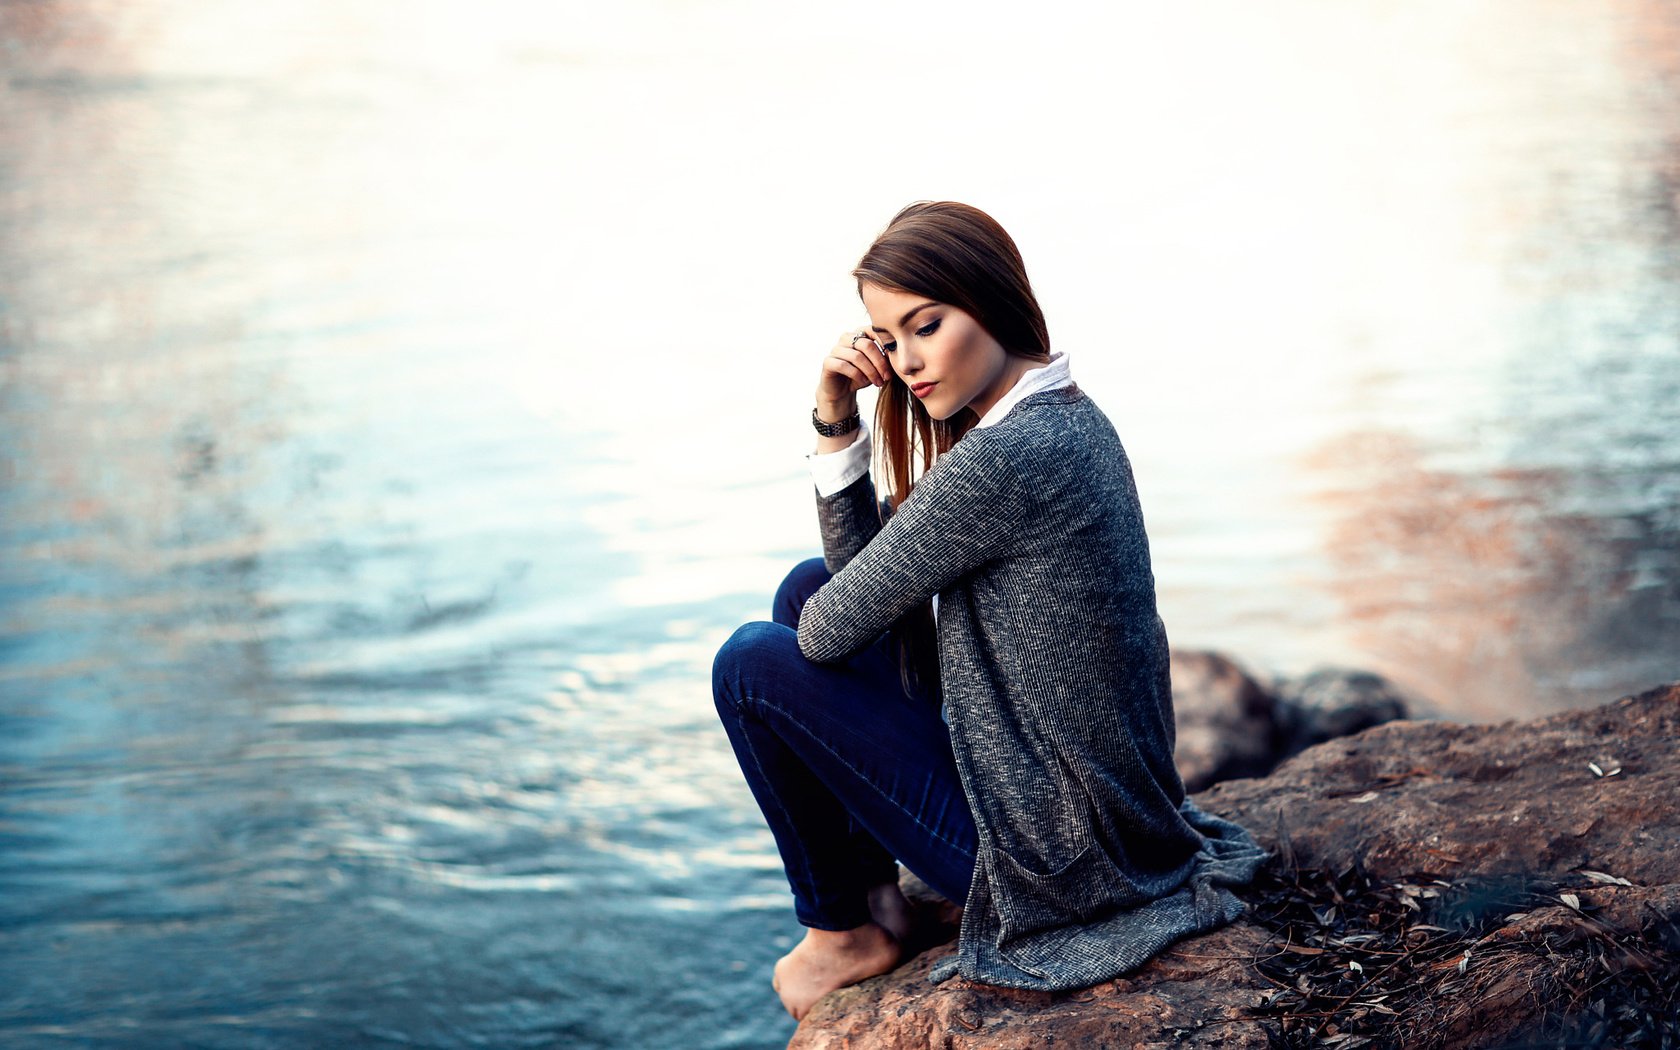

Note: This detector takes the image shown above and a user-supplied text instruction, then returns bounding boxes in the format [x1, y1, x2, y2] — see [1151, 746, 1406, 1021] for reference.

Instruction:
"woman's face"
[860, 282, 1028, 422]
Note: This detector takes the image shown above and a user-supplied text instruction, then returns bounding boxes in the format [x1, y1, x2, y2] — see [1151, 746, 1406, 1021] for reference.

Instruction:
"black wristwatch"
[811, 406, 862, 437]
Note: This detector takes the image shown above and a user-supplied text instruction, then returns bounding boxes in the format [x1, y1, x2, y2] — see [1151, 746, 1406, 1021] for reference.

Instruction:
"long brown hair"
[851, 201, 1052, 698]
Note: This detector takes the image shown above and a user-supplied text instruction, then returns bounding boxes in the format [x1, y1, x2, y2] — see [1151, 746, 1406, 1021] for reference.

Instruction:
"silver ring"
[850, 330, 868, 346]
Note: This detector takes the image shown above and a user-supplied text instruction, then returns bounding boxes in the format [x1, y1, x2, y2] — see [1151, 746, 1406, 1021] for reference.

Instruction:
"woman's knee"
[772, 556, 831, 628]
[712, 620, 801, 714]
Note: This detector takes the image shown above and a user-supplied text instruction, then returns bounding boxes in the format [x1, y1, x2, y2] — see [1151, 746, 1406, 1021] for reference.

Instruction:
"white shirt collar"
[973, 351, 1073, 429]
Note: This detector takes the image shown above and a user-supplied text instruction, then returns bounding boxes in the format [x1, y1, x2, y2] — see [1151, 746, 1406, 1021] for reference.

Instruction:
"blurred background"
[1, 1, 1676, 1047]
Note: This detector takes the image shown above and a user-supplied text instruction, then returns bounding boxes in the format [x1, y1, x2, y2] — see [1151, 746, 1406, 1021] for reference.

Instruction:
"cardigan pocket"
[990, 842, 1125, 981]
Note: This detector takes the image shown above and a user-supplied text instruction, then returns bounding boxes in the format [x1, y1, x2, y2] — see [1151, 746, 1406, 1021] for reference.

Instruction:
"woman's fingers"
[856, 332, 892, 383]
[816, 331, 893, 405]
[833, 331, 890, 387]
[821, 355, 873, 394]
[842, 346, 890, 388]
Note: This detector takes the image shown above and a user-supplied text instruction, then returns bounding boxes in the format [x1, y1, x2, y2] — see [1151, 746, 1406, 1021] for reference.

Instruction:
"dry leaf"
[1579, 870, 1632, 887]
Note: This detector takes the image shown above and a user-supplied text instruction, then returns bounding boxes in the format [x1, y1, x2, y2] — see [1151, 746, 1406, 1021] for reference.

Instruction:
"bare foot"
[771, 922, 900, 1021]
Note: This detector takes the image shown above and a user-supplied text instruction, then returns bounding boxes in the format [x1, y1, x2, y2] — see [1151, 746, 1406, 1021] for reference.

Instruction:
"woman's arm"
[814, 464, 884, 573]
[809, 330, 893, 572]
[798, 431, 1026, 663]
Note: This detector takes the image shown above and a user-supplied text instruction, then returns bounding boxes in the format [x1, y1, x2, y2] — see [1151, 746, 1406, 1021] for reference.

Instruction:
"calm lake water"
[2, 1, 1677, 1047]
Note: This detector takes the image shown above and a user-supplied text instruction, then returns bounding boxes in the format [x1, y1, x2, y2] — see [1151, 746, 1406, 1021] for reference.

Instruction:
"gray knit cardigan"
[798, 385, 1268, 991]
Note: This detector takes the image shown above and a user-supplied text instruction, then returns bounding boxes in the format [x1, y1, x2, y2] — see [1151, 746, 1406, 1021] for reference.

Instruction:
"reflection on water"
[1310, 420, 1680, 717]
[1, 1, 1677, 1047]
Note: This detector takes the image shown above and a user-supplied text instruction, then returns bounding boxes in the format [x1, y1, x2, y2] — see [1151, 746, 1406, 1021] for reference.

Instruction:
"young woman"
[712, 201, 1266, 1021]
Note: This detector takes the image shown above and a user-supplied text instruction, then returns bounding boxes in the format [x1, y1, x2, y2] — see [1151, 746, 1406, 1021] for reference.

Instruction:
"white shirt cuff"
[807, 422, 872, 498]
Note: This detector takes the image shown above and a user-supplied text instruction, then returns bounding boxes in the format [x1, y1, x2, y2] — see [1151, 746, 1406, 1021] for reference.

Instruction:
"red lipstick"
[910, 381, 938, 398]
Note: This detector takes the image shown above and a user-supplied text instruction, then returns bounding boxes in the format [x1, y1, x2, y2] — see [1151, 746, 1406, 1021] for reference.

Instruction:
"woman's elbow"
[794, 621, 828, 663]
[795, 615, 849, 664]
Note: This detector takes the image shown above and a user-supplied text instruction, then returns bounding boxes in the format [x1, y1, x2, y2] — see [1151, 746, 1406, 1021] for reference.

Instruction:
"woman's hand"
[815, 330, 893, 423]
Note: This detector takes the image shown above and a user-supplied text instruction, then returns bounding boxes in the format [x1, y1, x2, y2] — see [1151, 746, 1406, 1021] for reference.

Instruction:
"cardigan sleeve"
[812, 423, 893, 573]
[814, 472, 888, 574]
[799, 433, 1026, 663]
[808, 423, 872, 497]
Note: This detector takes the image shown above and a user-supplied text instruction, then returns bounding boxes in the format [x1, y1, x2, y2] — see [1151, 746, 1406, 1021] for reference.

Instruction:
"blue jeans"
[712, 558, 977, 930]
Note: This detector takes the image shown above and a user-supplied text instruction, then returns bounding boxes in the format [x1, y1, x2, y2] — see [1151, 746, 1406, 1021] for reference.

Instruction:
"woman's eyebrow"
[870, 302, 939, 334]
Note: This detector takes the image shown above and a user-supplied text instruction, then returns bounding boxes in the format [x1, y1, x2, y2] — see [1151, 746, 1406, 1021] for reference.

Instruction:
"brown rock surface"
[788, 682, 1680, 1049]
[1203, 681, 1679, 885]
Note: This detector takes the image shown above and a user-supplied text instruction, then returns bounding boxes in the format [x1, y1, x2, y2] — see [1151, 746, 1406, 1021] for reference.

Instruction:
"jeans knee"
[772, 556, 831, 627]
[712, 620, 796, 716]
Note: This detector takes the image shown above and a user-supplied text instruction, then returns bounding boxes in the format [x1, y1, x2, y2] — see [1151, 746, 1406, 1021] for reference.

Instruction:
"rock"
[1169, 652, 1417, 792]
[1169, 650, 1281, 791]
[1203, 682, 1679, 888]
[796, 921, 1276, 1050]
[788, 681, 1680, 1050]
[1269, 665, 1421, 758]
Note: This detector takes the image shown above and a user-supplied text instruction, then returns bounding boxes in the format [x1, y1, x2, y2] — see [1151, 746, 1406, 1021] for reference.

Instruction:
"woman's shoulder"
[983, 391, 1144, 518]
[988, 387, 1124, 464]
[922, 388, 1125, 505]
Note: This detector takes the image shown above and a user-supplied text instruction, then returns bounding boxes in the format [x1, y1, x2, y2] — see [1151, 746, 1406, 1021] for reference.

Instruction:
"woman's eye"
[915, 319, 941, 338]
[880, 341, 897, 354]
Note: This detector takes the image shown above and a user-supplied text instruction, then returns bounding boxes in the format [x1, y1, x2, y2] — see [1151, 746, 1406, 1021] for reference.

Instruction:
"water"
[1, 1, 1676, 1047]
